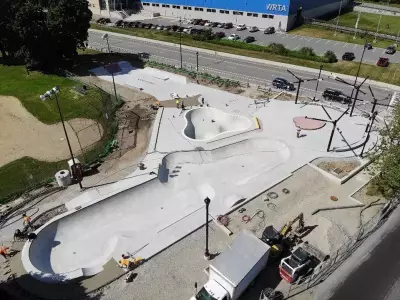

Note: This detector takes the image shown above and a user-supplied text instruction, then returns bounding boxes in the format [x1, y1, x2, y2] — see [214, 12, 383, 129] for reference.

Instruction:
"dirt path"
[0, 96, 103, 167]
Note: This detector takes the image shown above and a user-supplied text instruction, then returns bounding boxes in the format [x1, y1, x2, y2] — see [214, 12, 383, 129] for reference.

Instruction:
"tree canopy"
[370, 105, 400, 197]
[0, 0, 92, 70]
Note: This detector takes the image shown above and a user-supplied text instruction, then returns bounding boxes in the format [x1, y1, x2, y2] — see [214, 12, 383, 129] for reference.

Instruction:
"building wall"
[88, 0, 102, 15]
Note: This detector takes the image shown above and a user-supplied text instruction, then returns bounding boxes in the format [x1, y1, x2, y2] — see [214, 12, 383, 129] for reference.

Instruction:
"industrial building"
[89, 0, 350, 31]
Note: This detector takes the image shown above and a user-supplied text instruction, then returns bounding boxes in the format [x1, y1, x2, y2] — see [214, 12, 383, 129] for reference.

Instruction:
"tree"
[369, 105, 400, 197]
[324, 50, 338, 63]
[0, 0, 92, 70]
[47, 0, 92, 61]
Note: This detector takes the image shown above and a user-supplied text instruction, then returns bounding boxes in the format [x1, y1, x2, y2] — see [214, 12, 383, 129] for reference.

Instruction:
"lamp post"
[334, 0, 343, 36]
[179, 17, 183, 69]
[360, 111, 378, 158]
[204, 197, 211, 260]
[196, 51, 199, 72]
[102, 33, 119, 104]
[374, 14, 382, 43]
[40, 87, 83, 189]
[313, 65, 323, 102]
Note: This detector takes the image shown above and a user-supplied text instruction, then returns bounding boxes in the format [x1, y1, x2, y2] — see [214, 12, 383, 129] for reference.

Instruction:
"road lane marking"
[333, 42, 340, 46]
[325, 40, 330, 44]
[316, 39, 321, 43]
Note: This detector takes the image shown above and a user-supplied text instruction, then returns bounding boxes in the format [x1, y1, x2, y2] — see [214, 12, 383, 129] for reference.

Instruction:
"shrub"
[299, 47, 316, 57]
[324, 50, 338, 63]
[268, 43, 288, 55]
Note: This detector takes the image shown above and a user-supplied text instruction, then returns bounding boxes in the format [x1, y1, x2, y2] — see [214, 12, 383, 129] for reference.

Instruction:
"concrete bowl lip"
[182, 107, 252, 142]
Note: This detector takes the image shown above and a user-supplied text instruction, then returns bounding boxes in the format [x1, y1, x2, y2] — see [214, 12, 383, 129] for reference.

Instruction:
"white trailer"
[191, 231, 270, 300]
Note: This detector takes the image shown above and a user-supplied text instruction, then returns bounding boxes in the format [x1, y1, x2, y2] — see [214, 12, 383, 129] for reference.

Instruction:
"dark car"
[264, 27, 275, 34]
[115, 20, 123, 27]
[342, 52, 355, 61]
[322, 88, 351, 103]
[199, 19, 208, 26]
[243, 36, 255, 43]
[377, 57, 389, 67]
[211, 22, 219, 27]
[213, 32, 226, 39]
[224, 22, 233, 29]
[386, 45, 396, 54]
[144, 23, 152, 29]
[365, 43, 372, 50]
[192, 19, 202, 25]
[272, 77, 295, 91]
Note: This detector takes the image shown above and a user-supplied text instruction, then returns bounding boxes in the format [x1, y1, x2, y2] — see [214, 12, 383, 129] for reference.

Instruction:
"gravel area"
[314, 157, 361, 179]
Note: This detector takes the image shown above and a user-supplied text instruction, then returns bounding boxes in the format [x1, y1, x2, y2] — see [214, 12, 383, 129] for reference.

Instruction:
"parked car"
[224, 22, 233, 29]
[243, 36, 255, 43]
[211, 22, 219, 27]
[236, 24, 247, 31]
[128, 21, 136, 28]
[183, 26, 193, 34]
[192, 19, 202, 25]
[144, 23, 152, 29]
[248, 26, 259, 32]
[138, 22, 146, 28]
[365, 42, 373, 50]
[377, 57, 389, 67]
[386, 45, 396, 54]
[171, 25, 179, 31]
[115, 20, 123, 27]
[322, 88, 351, 103]
[163, 25, 172, 31]
[342, 52, 355, 61]
[156, 25, 164, 30]
[204, 21, 213, 27]
[151, 24, 157, 29]
[213, 32, 226, 39]
[227, 34, 240, 41]
[199, 20, 208, 26]
[217, 23, 225, 28]
[264, 27, 275, 34]
[272, 77, 295, 91]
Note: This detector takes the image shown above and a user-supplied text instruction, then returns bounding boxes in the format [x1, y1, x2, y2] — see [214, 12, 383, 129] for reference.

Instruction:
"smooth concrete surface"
[183, 107, 252, 141]
[22, 62, 380, 283]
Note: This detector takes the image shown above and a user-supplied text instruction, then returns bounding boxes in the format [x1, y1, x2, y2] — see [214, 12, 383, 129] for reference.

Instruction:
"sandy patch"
[0, 96, 103, 167]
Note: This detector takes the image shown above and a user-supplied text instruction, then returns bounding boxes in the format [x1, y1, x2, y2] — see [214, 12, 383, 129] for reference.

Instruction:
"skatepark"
[20, 61, 381, 284]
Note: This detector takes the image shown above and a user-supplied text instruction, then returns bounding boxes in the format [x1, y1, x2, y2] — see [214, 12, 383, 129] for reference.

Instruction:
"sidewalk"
[89, 28, 400, 92]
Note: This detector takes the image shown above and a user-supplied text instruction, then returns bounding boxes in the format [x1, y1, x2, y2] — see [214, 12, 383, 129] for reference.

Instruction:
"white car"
[236, 24, 246, 31]
[204, 22, 212, 27]
[183, 26, 193, 33]
[227, 34, 240, 41]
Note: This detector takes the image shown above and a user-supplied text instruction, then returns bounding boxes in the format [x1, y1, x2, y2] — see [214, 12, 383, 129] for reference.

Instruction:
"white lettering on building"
[267, 4, 287, 12]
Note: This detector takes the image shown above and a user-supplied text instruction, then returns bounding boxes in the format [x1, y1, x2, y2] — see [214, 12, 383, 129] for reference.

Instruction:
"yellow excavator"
[261, 213, 305, 260]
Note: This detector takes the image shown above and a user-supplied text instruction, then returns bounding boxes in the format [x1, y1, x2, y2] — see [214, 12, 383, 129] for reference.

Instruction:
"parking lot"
[103, 16, 400, 65]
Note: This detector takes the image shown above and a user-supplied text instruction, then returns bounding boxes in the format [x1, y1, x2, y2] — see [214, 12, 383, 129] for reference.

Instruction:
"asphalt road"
[88, 30, 393, 112]
[315, 205, 400, 300]
[133, 17, 400, 65]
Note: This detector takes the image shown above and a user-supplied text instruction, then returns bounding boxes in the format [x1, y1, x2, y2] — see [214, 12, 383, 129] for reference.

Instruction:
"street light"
[102, 33, 119, 104]
[179, 17, 183, 69]
[204, 197, 211, 260]
[334, 0, 343, 36]
[40, 87, 83, 189]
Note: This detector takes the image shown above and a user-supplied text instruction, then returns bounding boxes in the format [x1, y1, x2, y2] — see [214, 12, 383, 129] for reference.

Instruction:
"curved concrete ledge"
[182, 107, 251, 141]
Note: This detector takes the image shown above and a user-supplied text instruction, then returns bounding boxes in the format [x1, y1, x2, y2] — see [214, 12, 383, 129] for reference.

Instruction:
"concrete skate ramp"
[183, 107, 251, 141]
[23, 138, 290, 283]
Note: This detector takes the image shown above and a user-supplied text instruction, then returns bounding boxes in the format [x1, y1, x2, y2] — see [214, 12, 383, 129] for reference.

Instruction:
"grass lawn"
[0, 60, 116, 202]
[92, 24, 400, 86]
[0, 64, 104, 124]
[328, 11, 400, 37]
[290, 24, 394, 48]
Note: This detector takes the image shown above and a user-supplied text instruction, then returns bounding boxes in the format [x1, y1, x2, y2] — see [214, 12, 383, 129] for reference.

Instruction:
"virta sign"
[266, 4, 288, 11]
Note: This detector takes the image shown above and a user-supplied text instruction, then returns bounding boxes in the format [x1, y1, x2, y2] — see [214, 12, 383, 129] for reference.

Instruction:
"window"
[172, 5, 180, 9]
[269, 15, 274, 19]
[225, 10, 229, 14]
[262, 14, 268, 18]
[183, 6, 187, 10]
[207, 8, 216, 13]
[188, 7, 192, 10]
[195, 7, 204, 11]
[151, 3, 155, 6]
[233, 11, 243, 15]
[162, 4, 169, 8]
[253, 13, 258, 17]
[247, 12, 252, 16]
[220, 10, 224, 13]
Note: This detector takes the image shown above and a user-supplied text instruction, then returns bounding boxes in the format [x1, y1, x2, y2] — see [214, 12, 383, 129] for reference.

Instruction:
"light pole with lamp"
[179, 16, 183, 69]
[102, 33, 119, 105]
[204, 197, 211, 260]
[40, 87, 83, 189]
[334, 0, 343, 36]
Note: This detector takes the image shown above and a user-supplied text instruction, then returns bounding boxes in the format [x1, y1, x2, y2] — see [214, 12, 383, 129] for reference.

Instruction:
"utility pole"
[374, 14, 382, 43]
[196, 51, 199, 72]
[360, 111, 378, 158]
[102, 34, 119, 106]
[313, 65, 323, 102]
[179, 16, 183, 69]
[353, 10, 361, 39]
[334, 0, 343, 36]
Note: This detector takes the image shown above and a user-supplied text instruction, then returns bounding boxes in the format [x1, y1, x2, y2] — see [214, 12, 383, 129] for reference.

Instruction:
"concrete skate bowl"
[159, 137, 291, 191]
[183, 107, 252, 141]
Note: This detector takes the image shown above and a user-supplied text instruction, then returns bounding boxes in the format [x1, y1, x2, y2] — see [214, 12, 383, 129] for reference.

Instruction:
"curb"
[89, 28, 400, 92]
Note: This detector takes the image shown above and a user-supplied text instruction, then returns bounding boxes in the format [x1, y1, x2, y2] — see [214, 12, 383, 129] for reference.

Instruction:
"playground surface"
[21, 61, 381, 284]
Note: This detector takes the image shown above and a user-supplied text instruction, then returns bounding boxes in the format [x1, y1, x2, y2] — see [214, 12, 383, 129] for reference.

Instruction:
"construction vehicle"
[261, 213, 305, 259]
[279, 242, 328, 284]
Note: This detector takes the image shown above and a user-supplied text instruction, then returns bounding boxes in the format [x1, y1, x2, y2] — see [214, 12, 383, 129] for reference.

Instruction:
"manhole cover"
[330, 196, 338, 201]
